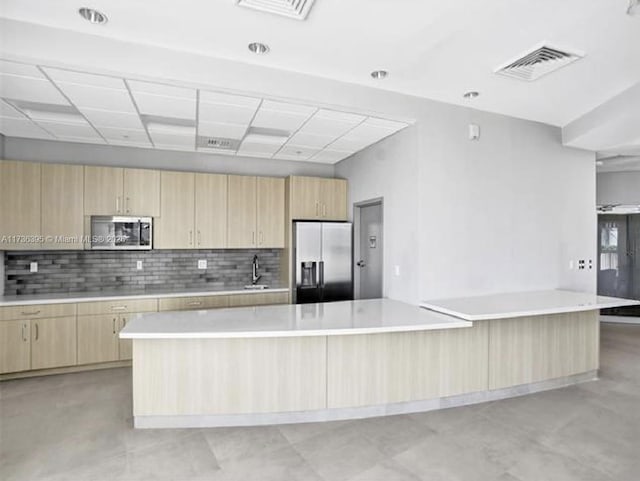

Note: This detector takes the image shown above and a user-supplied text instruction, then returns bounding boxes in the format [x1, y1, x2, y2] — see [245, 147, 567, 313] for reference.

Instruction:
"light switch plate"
[198, 259, 207, 269]
[30, 262, 38, 273]
[394, 265, 400, 276]
[136, 260, 143, 270]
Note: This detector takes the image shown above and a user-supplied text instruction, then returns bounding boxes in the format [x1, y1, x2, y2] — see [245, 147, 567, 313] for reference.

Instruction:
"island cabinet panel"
[326, 323, 489, 408]
[0, 160, 41, 250]
[41, 163, 84, 250]
[133, 336, 327, 415]
[488, 311, 599, 390]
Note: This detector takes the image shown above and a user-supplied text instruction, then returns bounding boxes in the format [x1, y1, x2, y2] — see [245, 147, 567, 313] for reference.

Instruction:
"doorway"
[354, 199, 383, 299]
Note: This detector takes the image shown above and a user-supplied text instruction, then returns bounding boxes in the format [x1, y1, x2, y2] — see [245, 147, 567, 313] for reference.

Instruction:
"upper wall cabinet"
[195, 173, 227, 249]
[0, 160, 41, 250]
[288, 176, 347, 221]
[155, 171, 195, 249]
[41, 163, 84, 250]
[228, 176, 285, 248]
[84, 166, 160, 216]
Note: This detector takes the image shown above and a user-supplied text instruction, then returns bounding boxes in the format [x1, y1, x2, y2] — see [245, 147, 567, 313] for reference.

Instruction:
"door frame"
[353, 198, 384, 300]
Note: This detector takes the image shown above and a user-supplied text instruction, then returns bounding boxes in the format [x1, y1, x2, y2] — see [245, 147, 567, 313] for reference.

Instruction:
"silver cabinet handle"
[323, 203, 327, 217]
[315, 201, 319, 217]
[116, 196, 120, 213]
[252, 231, 255, 246]
[22, 323, 27, 342]
[189, 230, 193, 246]
[126, 197, 131, 214]
[20, 310, 40, 316]
[34, 323, 39, 341]
[112, 318, 116, 334]
[121, 317, 127, 329]
[187, 300, 202, 306]
[197, 230, 201, 246]
[259, 231, 263, 245]
[110, 306, 127, 311]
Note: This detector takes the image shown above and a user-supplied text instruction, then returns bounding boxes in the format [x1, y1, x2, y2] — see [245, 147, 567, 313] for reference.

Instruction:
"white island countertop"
[420, 289, 640, 321]
[119, 298, 472, 339]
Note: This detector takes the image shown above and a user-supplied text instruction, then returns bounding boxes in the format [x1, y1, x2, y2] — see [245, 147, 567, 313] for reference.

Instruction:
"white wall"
[597, 172, 640, 205]
[3, 137, 335, 178]
[337, 104, 596, 304]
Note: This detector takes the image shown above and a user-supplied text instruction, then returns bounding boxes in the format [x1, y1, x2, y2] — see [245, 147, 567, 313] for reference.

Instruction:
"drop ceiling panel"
[97, 127, 149, 143]
[128, 80, 194, 100]
[198, 121, 248, 139]
[366, 117, 407, 133]
[44, 68, 125, 89]
[309, 149, 354, 163]
[148, 131, 194, 147]
[287, 132, 336, 149]
[133, 92, 195, 119]
[200, 91, 261, 109]
[199, 102, 257, 124]
[251, 101, 316, 131]
[58, 83, 137, 112]
[0, 99, 25, 118]
[327, 136, 372, 151]
[22, 109, 86, 125]
[35, 120, 100, 138]
[0, 74, 69, 105]
[275, 145, 320, 160]
[237, 141, 281, 156]
[0, 60, 43, 78]
[0, 117, 54, 138]
[80, 109, 145, 129]
[107, 139, 153, 148]
[300, 109, 365, 137]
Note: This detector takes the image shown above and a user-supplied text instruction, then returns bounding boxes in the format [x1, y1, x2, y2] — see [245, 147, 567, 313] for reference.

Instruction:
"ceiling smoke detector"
[236, 0, 317, 20]
[78, 7, 108, 25]
[248, 42, 270, 55]
[495, 44, 584, 81]
[463, 91, 479, 100]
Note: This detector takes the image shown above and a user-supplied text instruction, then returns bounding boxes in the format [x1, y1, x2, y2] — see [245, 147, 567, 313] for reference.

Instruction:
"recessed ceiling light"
[248, 42, 270, 54]
[463, 91, 480, 99]
[371, 70, 388, 80]
[78, 7, 108, 25]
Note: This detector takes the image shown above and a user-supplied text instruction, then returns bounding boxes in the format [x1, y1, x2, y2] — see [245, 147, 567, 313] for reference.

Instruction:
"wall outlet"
[198, 259, 207, 270]
[136, 260, 143, 270]
[30, 262, 38, 273]
[394, 265, 400, 276]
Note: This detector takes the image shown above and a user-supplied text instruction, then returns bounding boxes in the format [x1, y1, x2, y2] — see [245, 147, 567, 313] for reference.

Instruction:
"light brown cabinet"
[158, 295, 230, 312]
[0, 320, 31, 374]
[227, 175, 258, 248]
[41, 163, 84, 249]
[155, 171, 196, 248]
[77, 314, 120, 365]
[288, 176, 347, 221]
[31, 316, 77, 370]
[0, 160, 41, 250]
[84, 166, 160, 216]
[257, 177, 285, 248]
[228, 175, 285, 248]
[228, 292, 289, 307]
[195, 173, 227, 248]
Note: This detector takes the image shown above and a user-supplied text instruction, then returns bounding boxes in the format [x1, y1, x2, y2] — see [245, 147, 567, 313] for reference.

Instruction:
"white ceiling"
[0, 60, 409, 162]
[0, 0, 638, 127]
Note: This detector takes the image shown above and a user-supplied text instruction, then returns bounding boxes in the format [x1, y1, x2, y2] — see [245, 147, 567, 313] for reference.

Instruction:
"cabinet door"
[228, 292, 289, 307]
[31, 317, 77, 370]
[321, 178, 348, 220]
[77, 315, 119, 365]
[124, 168, 160, 217]
[155, 171, 195, 249]
[41, 163, 84, 249]
[195, 173, 227, 248]
[289, 176, 321, 220]
[84, 166, 124, 215]
[257, 177, 285, 248]
[0, 320, 31, 374]
[227, 175, 257, 248]
[0, 160, 41, 250]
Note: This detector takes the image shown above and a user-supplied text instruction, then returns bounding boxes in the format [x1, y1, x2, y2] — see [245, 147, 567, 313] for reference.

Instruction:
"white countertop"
[420, 289, 640, 321]
[0, 286, 289, 307]
[119, 298, 472, 339]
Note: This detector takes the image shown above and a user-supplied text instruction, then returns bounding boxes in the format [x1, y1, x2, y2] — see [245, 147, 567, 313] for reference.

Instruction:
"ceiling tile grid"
[0, 59, 411, 163]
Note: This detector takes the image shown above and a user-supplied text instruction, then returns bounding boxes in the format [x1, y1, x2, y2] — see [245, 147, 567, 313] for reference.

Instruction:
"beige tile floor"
[1, 322, 638, 481]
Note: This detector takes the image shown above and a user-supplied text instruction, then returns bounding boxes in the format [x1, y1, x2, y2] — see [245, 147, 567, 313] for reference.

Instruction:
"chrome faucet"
[251, 255, 262, 285]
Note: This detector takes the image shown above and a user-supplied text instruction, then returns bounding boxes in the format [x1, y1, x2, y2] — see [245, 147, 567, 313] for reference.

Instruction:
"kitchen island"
[121, 292, 638, 428]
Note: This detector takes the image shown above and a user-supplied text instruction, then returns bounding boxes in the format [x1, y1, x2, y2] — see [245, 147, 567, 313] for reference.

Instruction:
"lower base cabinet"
[31, 317, 77, 370]
[0, 320, 31, 374]
[228, 292, 289, 307]
[77, 315, 120, 365]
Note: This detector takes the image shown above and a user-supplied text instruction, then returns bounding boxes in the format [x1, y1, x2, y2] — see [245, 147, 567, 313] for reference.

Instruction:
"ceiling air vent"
[235, 0, 317, 20]
[197, 136, 241, 151]
[495, 44, 584, 81]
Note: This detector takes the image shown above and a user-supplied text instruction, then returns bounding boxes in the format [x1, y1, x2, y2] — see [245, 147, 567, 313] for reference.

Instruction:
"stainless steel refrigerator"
[292, 221, 353, 304]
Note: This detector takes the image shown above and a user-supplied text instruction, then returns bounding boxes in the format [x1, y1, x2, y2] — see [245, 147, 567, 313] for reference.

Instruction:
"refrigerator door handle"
[319, 261, 325, 287]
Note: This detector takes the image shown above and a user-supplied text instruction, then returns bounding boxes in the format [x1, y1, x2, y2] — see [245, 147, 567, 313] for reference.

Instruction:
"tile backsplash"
[3, 249, 281, 296]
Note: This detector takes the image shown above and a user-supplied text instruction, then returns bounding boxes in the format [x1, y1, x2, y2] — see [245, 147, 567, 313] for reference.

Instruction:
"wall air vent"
[197, 136, 241, 151]
[495, 44, 584, 81]
[235, 0, 317, 20]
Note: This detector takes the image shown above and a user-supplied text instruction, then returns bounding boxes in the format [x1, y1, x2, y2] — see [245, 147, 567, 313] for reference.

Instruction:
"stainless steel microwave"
[90, 216, 152, 250]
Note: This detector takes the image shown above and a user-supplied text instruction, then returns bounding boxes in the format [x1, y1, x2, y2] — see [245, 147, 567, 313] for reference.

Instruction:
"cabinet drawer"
[158, 295, 230, 312]
[228, 292, 289, 307]
[0, 303, 76, 321]
[77, 299, 158, 316]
